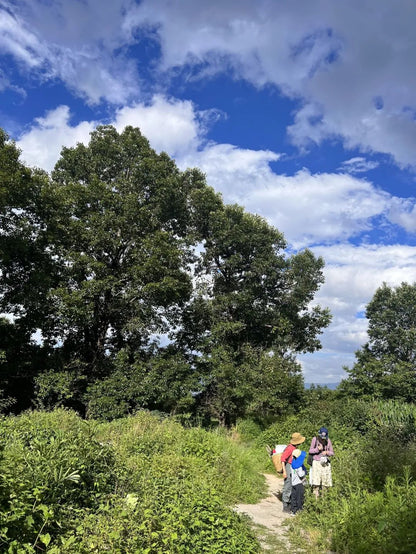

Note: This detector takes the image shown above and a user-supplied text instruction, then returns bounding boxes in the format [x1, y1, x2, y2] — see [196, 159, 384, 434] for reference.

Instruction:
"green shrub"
[98, 411, 266, 505]
[235, 418, 263, 442]
[256, 414, 313, 448]
[360, 431, 416, 491]
[52, 492, 260, 553]
[331, 472, 416, 553]
[0, 409, 266, 553]
[0, 409, 116, 551]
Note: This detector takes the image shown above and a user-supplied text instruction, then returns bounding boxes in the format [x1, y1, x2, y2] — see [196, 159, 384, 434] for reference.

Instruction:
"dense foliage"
[3, 122, 416, 553]
[0, 409, 264, 553]
[3, 400, 416, 553]
[339, 282, 416, 402]
[0, 126, 330, 423]
[259, 393, 416, 553]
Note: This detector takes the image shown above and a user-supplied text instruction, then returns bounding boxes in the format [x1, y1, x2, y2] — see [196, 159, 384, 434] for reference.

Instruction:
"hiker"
[281, 432, 305, 513]
[291, 449, 307, 515]
[308, 426, 334, 498]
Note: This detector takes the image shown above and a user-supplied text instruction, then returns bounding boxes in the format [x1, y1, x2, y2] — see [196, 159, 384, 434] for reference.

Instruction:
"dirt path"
[234, 473, 296, 552]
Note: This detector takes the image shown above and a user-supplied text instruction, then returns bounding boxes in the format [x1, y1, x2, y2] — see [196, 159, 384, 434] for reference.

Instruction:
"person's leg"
[282, 462, 292, 512]
[311, 460, 322, 498]
[298, 483, 305, 511]
[291, 485, 298, 513]
[291, 484, 302, 514]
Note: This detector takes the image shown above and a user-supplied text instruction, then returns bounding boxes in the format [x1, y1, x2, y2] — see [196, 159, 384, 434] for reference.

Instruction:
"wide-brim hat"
[290, 432, 306, 445]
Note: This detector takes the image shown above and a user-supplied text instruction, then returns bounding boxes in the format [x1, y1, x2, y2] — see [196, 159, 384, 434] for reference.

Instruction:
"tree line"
[2, 124, 415, 423]
[0, 125, 331, 424]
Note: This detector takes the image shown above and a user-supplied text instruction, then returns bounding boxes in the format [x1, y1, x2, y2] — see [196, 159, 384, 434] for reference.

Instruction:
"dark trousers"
[291, 483, 304, 514]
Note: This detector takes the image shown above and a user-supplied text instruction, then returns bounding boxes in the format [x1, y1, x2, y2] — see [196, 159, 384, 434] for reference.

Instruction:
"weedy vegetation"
[0, 409, 265, 553]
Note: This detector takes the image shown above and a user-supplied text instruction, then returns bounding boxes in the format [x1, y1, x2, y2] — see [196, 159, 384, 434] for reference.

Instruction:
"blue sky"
[2, 0, 416, 384]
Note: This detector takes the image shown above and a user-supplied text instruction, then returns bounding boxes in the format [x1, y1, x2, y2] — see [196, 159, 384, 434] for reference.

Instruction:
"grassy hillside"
[0, 409, 266, 553]
[3, 399, 416, 553]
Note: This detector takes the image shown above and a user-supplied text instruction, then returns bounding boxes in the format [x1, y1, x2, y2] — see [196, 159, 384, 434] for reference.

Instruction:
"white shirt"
[291, 465, 306, 486]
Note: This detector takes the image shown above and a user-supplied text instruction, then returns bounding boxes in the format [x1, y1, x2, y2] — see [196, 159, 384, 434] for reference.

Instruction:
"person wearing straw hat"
[280, 432, 306, 512]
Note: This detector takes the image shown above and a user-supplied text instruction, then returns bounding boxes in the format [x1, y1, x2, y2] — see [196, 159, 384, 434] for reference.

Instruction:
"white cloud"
[17, 106, 95, 171]
[0, 0, 140, 104]
[242, 171, 390, 248]
[387, 198, 416, 233]
[314, 243, 416, 322]
[182, 147, 416, 249]
[0, 7, 46, 68]
[114, 96, 205, 157]
[15, 96, 222, 172]
[178, 143, 280, 200]
[129, 0, 416, 168]
[339, 157, 379, 174]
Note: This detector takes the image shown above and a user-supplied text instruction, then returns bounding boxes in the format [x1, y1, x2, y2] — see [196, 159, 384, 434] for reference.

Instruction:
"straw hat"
[290, 432, 306, 445]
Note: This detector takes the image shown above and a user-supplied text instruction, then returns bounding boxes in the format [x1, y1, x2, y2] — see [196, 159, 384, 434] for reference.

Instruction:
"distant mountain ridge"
[305, 382, 339, 390]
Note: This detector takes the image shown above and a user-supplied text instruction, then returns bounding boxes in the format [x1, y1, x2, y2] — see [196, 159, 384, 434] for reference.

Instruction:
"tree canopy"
[339, 282, 416, 402]
[0, 125, 331, 423]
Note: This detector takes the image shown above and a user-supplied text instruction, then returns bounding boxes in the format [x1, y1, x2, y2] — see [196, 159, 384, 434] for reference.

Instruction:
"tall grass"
[330, 470, 416, 553]
[278, 398, 416, 553]
[0, 409, 265, 553]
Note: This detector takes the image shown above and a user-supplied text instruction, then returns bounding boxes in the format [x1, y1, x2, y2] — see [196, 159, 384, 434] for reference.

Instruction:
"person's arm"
[309, 436, 320, 454]
[281, 445, 292, 478]
[324, 438, 334, 457]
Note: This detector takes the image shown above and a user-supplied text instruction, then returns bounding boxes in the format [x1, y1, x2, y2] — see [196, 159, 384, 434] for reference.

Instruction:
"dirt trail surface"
[234, 473, 294, 550]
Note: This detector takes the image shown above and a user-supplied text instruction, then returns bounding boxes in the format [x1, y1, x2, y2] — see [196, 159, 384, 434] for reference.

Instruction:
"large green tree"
[1, 125, 331, 420]
[339, 282, 416, 401]
[1, 126, 206, 412]
[176, 201, 331, 424]
[37, 126, 207, 409]
[0, 130, 56, 409]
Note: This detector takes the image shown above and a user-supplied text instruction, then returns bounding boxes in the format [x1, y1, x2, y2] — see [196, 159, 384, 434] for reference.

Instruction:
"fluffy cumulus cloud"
[3, 1, 416, 166]
[114, 96, 209, 157]
[17, 106, 96, 170]
[16, 96, 211, 171]
[128, 0, 416, 168]
[182, 146, 416, 249]
[0, 0, 140, 103]
[178, 143, 280, 201]
[240, 171, 390, 248]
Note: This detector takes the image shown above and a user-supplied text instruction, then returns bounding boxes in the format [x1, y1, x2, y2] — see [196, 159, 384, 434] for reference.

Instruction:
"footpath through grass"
[4, 398, 416, 553]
